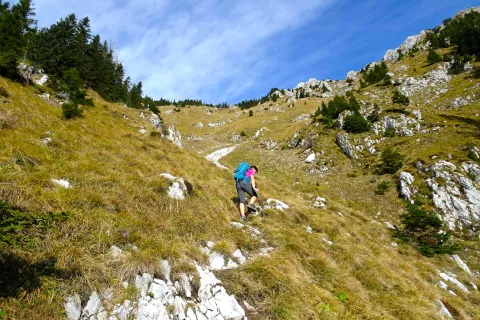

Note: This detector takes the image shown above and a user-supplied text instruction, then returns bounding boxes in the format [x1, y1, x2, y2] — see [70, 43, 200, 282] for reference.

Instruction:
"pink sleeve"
[246, 169, 255, 178]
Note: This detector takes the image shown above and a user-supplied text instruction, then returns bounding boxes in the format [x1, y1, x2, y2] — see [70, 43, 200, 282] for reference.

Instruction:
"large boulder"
[160, 173, 189, 200]
[336, 133, 357, 160]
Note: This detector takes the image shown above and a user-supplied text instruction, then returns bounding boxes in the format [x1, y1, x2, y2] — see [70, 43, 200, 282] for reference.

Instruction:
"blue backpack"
[233, 162, 251, 183]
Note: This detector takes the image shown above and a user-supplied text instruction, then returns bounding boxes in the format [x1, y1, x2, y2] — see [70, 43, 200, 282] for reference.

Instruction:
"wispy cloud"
[34, 0, 334, 103]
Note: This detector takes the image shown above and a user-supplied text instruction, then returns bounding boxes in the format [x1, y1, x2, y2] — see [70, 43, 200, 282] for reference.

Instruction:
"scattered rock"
[305, 153, 316, 163]
[81, 291, 103, 318]
[110, 245, 123, 258]
[254, 127, 268, 139]
[138, 127, 148, 135]
[437, 299, 453, 319]
[385, 222, 396, 230]
[264, 199, 289, 211]
[160, 173, 188, 200]
[439, 272, 470, 293]
[51, 179, 72, 189]
[451, 255, 472, 275]
[313, 197, 326, 209]
[306, 226, 313, 234]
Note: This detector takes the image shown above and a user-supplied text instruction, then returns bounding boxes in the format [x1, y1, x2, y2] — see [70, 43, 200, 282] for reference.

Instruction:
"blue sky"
[32, 0, 479, 104]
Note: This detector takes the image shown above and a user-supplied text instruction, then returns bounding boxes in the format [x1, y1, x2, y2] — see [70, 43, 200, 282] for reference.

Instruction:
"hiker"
[233, 162, 259, 221]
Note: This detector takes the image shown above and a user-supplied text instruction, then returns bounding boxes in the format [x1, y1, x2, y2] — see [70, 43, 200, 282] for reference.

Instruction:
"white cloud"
[34, 0, 334, 103]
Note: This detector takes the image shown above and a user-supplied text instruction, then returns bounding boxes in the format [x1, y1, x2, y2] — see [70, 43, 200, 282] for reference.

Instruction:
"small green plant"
[468, 150, 480, 162]
[384, 127, 396, 137]
[318, 303, 331, 314]
[392, 90, 410, 106]
[343, 112, 370, 133]
[174, 108, 181, 112]
[379, 148, 404, 174]
[427, 49, 442, 65]
[375, 181, 390, 195]
[398, 204, 460, 257]
[240, 131, 247, 137]
[62, 102, 83, 119]
[248, 110, 253, 117]
[335, 292, 349, 303]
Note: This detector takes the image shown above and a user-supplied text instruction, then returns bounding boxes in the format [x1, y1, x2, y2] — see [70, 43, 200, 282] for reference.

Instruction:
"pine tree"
[427, 49, 441, 65]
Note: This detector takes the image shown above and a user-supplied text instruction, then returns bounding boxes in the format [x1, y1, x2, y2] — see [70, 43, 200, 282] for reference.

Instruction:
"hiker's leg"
[248, 196, 257, 205]
[239, 203, 245, 217]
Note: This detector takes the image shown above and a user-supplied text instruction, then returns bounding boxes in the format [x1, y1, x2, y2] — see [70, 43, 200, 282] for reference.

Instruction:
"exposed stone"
[399, 171, 415, 202]
[65, 294, 82, 320]
[437, 299, 453, 319]
[259, 139, 277, 150]
[385, 222, 396, 230]
[138, 127, 149, 135]
[81, 291, 102, 319]
[439, 272, 470, 293]
[51, 179, 72, 189]
[159, 259, 172, 284]
[160, 173, 188, 200]
[346, 70, 358, 80]
[34, 74, 49, 86]
[150, 113, 161, 131]
[264, 199, 289, 211]
[166, 126, 182, 147]
[254, 127, 268, 139]
[384, 49, 399, 62]
[111, 300, 134, 320]
[451, 255, 472, 275]
[336, 133, 357, 160]
[110, 245, 123, 258]
[426, 161, 480, 230]
[313, 197, 326, 209]
[337, 110, 352, 129]
[305, 153, 316, 163]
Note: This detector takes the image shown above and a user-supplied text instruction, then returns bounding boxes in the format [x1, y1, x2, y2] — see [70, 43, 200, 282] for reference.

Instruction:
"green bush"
[240, 131, 247, 137]
[249, 110, 253, 117]
[427, 49, 442, 65]
[398, 204, 459, 257]
[343, 112, 370, 133]
[362, 61, 390, 86]
[375, 181, 390, 195]
[392, 90, 410, 106]
[62, 102, 83, 119]
[380, 148, 404, 174]
[384, 127, 396, 137]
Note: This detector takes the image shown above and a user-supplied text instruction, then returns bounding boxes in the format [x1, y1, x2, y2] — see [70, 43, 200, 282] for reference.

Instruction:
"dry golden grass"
[1, 52, 480, 320]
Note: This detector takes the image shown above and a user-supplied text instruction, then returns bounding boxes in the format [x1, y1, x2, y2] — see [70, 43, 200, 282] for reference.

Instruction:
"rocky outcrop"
[384, 31, 427, 62]
[259, 140, 277, 150]
[166, 126, 182, 147]
[160, 173, 189, 200]
[399, 171, 415, 202]
[305, 153, 316, 163]
[313, 197, 326, 209]
[150, 113, 162, 131]
[399, 63, 451, 98]
[426, 161, 480, 230]
[372, 115, 421, 137]
[254, 127, 268, 139]
[337, 110, 353, 129]
[336, 133, 357, 160]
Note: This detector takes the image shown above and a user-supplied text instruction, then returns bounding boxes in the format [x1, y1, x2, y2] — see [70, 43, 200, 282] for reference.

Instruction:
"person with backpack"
[233, 162, 259, 221]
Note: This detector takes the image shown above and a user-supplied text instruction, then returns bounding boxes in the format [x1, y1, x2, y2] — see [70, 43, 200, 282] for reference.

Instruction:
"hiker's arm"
[251, 175, 257, 190]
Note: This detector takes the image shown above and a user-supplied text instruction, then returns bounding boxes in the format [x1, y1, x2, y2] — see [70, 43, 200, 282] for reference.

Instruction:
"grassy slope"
[0, 49, 479, 319]
[160, 50, 480, 319]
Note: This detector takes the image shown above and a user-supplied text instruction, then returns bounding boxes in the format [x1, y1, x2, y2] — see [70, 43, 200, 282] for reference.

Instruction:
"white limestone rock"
[451, 255, 472, 275]
[426, 161, 480, 229]
[305, 153, 316, 163]
[135, 273, 154, 295]
[439, 272, 470, 293]
[399, 171, 415, 202]
[254, 127, 268, 139]
[159, 259, 172, 283]
[337, 110, 353, 129]
[111, 300, 134, 320]
[150, 113, 161, 131]
[166, 126, 182, 147]
[34, 74, 49, 86]
[110, 245, 123, 258]
[160, 173, 188, 200]
[437, 299, 453, 319]
[264, 199, 289, 211]
[346, 70, 358, 80]
[81, 291, 102, 318]
[313, 197, 326, 209]
[336, 133, 357, 160]
[384, 49, 400, 62]
[51, 179, 72, 189]
[138, 127, 149, 135]
[65, 294, 82, 320]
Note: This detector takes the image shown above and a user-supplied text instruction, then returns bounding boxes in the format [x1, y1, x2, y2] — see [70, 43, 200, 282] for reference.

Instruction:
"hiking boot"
[247, 203, 256, 212]
[241, 215, 247, 222]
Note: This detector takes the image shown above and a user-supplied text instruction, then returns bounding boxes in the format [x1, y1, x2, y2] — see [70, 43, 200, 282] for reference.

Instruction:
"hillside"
[1, 6, 480, 320]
